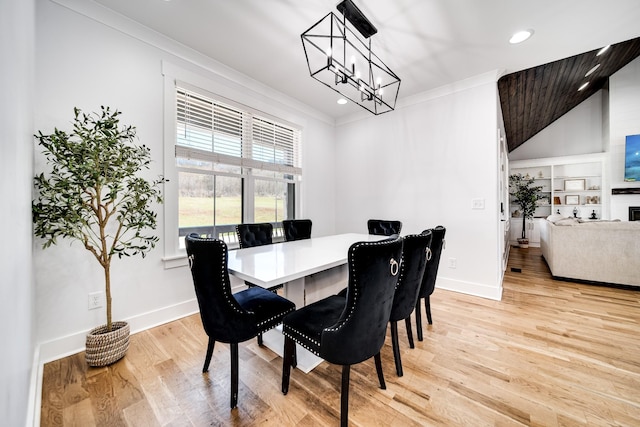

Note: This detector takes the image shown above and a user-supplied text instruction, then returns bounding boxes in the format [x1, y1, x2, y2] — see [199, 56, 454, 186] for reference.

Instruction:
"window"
[175, 87, 302, 248]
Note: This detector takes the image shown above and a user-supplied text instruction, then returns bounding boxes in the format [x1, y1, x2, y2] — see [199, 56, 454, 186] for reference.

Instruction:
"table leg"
[283, 277, 305, 308]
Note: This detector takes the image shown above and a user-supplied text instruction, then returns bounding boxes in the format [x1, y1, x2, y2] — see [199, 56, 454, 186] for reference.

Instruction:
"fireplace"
[630, 207, 640, 221]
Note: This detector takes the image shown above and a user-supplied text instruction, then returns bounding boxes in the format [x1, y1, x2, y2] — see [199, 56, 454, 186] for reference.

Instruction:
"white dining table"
[227, 232, 386, 372]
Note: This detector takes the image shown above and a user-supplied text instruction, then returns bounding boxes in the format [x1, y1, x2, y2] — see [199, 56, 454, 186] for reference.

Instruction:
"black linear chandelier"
[301, 0, 401, 115]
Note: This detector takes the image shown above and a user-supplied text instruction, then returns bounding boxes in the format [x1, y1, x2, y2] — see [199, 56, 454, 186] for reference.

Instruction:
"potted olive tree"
[33, 106, 164, 366]
[509, 173, 544, 248]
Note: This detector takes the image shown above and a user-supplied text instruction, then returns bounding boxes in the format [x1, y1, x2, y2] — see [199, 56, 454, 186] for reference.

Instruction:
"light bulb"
[509, 30, 533, 44]
[596, 45, 610, 56]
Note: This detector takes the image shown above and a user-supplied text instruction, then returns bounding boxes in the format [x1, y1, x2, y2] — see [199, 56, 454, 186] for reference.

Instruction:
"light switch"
[472, 198, 485, 210]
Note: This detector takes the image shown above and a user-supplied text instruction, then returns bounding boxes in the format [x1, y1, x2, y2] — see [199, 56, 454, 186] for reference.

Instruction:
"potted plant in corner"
[509, 173, 544, 248]
[33, 106, 164, 367]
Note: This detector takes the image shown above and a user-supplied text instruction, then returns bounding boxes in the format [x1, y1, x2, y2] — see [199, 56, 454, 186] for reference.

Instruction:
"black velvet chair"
[235, 222, 273, 248]
[235, 223, 282, 293]
[415, 226, 446, 341]
[367, 219, 402, 236]
[388, 232, 432, 377]
[281, 237, 403, 427]
[282, 219, 312, 241]
[185, 234, 295, 408]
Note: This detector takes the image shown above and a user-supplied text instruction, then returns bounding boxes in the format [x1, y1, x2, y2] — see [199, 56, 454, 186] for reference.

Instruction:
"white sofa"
[540, 217, 640, 287]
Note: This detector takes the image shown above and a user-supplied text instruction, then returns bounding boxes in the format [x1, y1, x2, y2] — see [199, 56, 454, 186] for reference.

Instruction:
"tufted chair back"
[367, 219, 403, 236]
[282, 219, 313, 241]
[415, 225, 446, 340]
[236, 223, 273, 248]
[321, 237, 404, 365]
[387, 232, 432, 376]
[390, 232, 432, 323]
[419, 226, 446, 299]
[185, 234, 258, 342]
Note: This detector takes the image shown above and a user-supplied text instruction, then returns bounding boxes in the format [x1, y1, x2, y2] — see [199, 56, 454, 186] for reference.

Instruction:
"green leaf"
[33, 106, 167, 325]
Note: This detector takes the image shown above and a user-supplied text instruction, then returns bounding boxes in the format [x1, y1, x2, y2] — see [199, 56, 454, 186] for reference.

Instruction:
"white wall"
[0, 0, 35, 425]
[334, 79, 504, 300]
[34, 0, 336, 361]
[609, 56, 640, 219]
[509, 91, 604, 160]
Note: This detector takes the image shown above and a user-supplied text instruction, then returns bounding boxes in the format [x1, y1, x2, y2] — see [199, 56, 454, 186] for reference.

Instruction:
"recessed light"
[578, 82, 589, 91]
[596, 45, 611, 56]
[509, 30, 534, 44]
[337, 98, 348, 105]
[585, 64, 600, 77]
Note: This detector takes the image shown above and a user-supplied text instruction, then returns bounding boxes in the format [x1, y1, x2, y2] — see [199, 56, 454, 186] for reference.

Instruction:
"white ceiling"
[93, 0, 640, 119]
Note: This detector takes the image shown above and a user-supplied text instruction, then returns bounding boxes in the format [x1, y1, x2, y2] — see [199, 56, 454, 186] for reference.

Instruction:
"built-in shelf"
[510, 154, 605, 222]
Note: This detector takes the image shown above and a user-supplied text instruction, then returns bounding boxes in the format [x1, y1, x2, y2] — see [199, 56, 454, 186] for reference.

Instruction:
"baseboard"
[436, 277, 503, 301]
[26, 344, 41, 427]
[38, 298, 200, 365]
[30, 298, 202, 426]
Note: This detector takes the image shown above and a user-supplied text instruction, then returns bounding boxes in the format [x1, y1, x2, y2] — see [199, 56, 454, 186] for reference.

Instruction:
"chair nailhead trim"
[218, 242, 244, 315]
[189, 237, 244, 315]
[283, 330, 321, 356]
[256, 307, 295, 329]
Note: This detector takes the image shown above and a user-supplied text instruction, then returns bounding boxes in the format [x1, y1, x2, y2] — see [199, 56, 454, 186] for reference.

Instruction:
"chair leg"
[292, 342, 297, 369]
[426, 296, 433, 325]
[374, 352, 386, 390]
[282, 336, 295, 394]
[391, 321, 403, 377]
[405, 317, 415, 349]
[257, 333, 263, 346]
[203, 338, 215, 373]
[340, 365, 351, 427]
[230, 343, 239, 409]
[415, 299, 424, 342]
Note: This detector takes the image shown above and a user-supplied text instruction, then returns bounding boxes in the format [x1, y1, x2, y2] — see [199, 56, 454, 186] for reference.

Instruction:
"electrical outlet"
[88, 291, 104, 310]
[448, 258, 457, 269]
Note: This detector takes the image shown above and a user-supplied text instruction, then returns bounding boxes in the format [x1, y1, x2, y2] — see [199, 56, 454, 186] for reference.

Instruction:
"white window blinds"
[176, 87, 302, 176]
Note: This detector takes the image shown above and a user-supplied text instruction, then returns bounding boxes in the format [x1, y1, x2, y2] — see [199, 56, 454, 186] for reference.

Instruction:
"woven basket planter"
[85, 321, 130, 367]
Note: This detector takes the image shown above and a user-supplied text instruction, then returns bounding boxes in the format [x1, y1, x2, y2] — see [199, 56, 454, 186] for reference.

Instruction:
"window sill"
[163, 254, 188, 269]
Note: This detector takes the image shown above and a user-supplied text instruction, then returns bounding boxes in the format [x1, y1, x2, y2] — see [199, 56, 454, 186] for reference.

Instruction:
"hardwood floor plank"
[154, 358, 220, 426]
[62, 398, 95, 426]
[121, 398, 161, 427]
[41, 247, 640, 426]
[41, 359, 64, 427]
[85, 369, 126, 427]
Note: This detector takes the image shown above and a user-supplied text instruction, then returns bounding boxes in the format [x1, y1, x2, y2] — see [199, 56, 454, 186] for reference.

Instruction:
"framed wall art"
[564, 179, 585, 191]
[565, 195, 580, 205]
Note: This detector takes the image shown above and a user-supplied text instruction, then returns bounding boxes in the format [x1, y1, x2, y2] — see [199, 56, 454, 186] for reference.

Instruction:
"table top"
[227, 233, 385, 288]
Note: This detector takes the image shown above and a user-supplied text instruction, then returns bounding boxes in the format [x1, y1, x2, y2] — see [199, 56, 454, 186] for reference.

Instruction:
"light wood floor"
[40, 247, 640, 426]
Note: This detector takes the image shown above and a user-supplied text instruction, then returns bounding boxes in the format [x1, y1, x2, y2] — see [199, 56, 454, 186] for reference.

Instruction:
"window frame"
[162, 64, 303, 268]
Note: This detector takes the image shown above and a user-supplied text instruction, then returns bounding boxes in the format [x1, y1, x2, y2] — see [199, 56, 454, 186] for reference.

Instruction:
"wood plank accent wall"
[499, 37, 640, 152]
